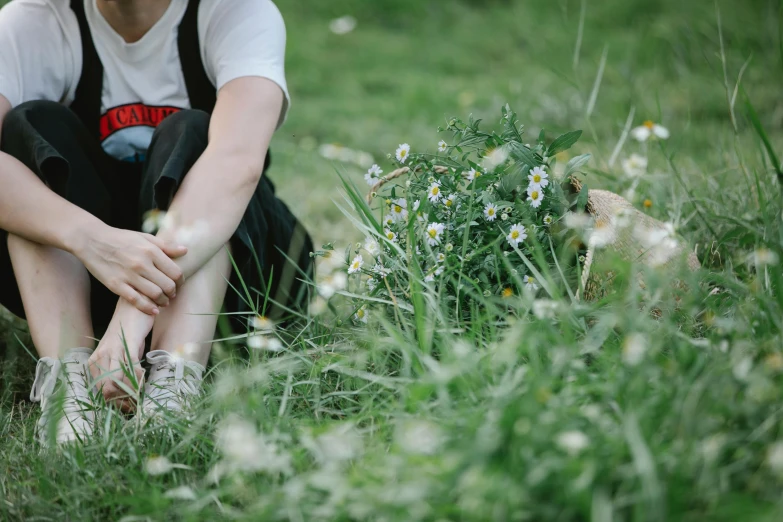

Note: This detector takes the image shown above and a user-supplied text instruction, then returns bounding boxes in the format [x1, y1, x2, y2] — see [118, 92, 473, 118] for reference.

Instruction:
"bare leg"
[7, 234, 95, 357]
[149, 245, 232, 367]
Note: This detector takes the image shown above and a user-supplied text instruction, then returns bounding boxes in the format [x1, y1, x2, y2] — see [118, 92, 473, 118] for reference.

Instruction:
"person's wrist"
[61, 214, 107, 257]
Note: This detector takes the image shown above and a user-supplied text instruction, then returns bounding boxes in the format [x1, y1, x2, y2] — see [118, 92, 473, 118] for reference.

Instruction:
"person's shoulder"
[0, 0, 76, 30]
[198, 0, 282, 22]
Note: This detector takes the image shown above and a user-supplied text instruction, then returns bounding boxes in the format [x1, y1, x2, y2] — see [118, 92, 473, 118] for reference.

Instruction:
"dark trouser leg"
[0, 101, 116, 353]
[140, 110, 314, 324]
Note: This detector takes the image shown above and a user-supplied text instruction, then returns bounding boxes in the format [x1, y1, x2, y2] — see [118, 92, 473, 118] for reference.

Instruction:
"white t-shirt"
[0, 0, 289, 161]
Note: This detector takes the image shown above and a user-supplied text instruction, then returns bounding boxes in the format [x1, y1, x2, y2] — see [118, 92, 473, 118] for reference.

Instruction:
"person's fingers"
[145, 234, 188, 258]
[118, 284, 160, 315]
[151, 248, 186, 289]
[132, 275, 170, 307]
[140, 264, 177, 300]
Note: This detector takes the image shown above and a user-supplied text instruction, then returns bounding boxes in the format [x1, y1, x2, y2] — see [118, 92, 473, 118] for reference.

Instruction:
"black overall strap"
[177, 0, 217, 113]
[69, 0, 104, 140]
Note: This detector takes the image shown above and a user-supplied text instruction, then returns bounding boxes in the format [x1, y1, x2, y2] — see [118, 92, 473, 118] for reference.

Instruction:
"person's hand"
[73, 223, 187, 315]
[89, 299, 155, 411]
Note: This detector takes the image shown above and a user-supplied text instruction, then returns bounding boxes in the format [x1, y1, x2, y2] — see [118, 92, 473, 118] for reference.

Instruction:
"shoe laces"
[144, 351, 203, 408]
[30, 356, 93, 434]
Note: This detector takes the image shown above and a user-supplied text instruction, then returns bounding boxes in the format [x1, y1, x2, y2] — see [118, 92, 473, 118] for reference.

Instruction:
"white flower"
[589, 217, 618, 248]
[384, 229, 397, 243]
[532, 299, 559, 319]
[527, 188, 544, 209]
[372, 263, 390, 277]
[317, 271, 347, 299]
[424, 273, 435, 283]
[364, 164, 383, 185]
[412, 199, 421, 212]
[309, 296, 327, 315]
[425, 222, 445, 246]
[141, 209, 167, 234]
[329, 15, 357, 35]
[750, 248, 779, 267]
[621, 153, 648, 178]
[348, 254, 364, 274]
[443, 193, 457, 209]
[482, 145, 509, 171]
[631, 120, 670, 142]
[556, 430, 589, 456]
[527, 166, 549, 190]
[427, 181, 442, 202]
[436, 252, 446, 263]
[543, 214, 553, 226]
[389, 198, 408, 221]
[164, 486, 197, 501]
[215, 416, 292, 476]
[383, 214, 395, 227]
[364, 237, 381, 257]
[247, 334, 283, 352]
[523, 275, 539, 291]
[437, 140, 448, 152]
[367, 278, 378, 291]
[251, 315, 276, 333]
[395, 143, 411, 163]
[622, 333, 647, 366]
[564, 212, 592, 230]
[466, 167, 482, 183]
[354, 305, 368, 323]
[506, 224, 527, 247]
[146, 455, 174, 475]
[483, 202, 498, 222]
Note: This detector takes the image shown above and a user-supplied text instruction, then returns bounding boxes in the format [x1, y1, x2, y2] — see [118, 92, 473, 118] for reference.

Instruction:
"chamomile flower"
[412, 199, 421, 212]
[436, 252, 446, 263]
[527, 188, 544, 209]
[466, 167, 482, 183]
[621, 153, 647, 178]
[424, 273, 435, 283]
[502, 287, 513, 298]
[443, 193, 457, 209]
[483, 202, 498, 222]
[389, 198, 408, 221]
[631, 120, 670, 142]
[425, 222, 445, 246]
[372, 263, 390, 277]
[364, 164, 383, 185]
[354, 305, 368, 324]
[427, 181, 443, 202]
[367, 278, 378, 291]
[364, 237, 381, 257]
[395, 143, 411, 163]
[506, 224, 527, 247]
[528, 166, 549, 190]
[348, 254, 364, 274]
[543, 214, 553, 226]
[437, 140, 448, 153]
[523, 275, 540, 291]
[384, 229, 398, 242]
[383, 214, 395, 227]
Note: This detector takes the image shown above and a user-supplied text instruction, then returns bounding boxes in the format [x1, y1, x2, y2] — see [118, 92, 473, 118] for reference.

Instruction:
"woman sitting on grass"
[0, 0, 312, 445]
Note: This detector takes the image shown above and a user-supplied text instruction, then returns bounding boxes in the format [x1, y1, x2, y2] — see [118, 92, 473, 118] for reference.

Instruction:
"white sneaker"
[140, 350, 204, 420]
[30, 347, 95, 446]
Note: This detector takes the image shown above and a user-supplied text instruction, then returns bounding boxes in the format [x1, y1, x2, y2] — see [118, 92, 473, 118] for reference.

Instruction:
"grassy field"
[2, 0, 783, 520]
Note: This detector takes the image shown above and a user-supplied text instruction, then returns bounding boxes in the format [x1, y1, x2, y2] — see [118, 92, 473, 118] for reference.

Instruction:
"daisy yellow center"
[428, 229, 438, 238]
[400, 150, 407, 157]
[445, 199, 453, 207]
[644, 120, 655, 129]
[531, 191, 539, 200]
[431, 187, 439, 196]
[357, 309, 365, 318]
[488, 208, 495, 216]
[533, 174, 541, 183]
[502, 288, 513, 298]
[351, 261, 360, 269]
[394, 205, 403, 213]
[644, 199, 653, 208]
[510, 230, 519, 239]
[386, 232, 394, 240]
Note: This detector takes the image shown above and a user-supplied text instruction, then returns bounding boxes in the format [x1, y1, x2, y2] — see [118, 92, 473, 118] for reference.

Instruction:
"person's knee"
[1, 100, 72, 142]
[155, 109, 210, 141]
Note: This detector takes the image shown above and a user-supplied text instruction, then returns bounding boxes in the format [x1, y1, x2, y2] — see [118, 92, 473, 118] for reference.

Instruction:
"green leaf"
[563, 153, 591, 177]
[538, 128, 546, 144]
[508, 142, 539, 171]
[576, 182, 589, 212]
[547, 130, 583, 157]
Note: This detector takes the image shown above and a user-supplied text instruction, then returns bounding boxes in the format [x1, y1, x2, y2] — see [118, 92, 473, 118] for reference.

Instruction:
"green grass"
[2, 0, 783, 519]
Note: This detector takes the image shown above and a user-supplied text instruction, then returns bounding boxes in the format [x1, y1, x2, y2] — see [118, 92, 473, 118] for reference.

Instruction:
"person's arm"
[155, 76, 283, 276]
[0, 94, 187, 314]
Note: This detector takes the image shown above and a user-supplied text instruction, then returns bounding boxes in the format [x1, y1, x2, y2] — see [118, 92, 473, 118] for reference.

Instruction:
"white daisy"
[443, 193, 457, 209]
[483, 202, 498, 222]
[425, 222, 445, 246]
[247, 334, 283, 352]
[437, 140, 448, 153]
[527, 166, 550, 189]
[631, 121, 670, 142]
[412, 199, 421, 212]
[383, 214, 395, 227]
[424, 273, 435, 283]
[506, 224, 527, 247]
[395, 143, 411, 163]
[436, 252, 446, 263]
[427, 181, 443, 203]
[466, 167, 482, 183]
[348, 254, 364, 274]
[621, 153, 648, 178]
[543, 214, 553, 226]
[317, 272, 347, 299]
[364, 237, 381, 257]
[527, 188, 544, 209]
[384, 229, 398, 242]
[251, 315, 276, 333]
[523, 275, 539, 291]
[367, 278, 378, 291]
[372, 263, 390, 277]
[354, 305, 368, 324]
[364, 164, 383, 185]
[390, 198, 408, 221]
